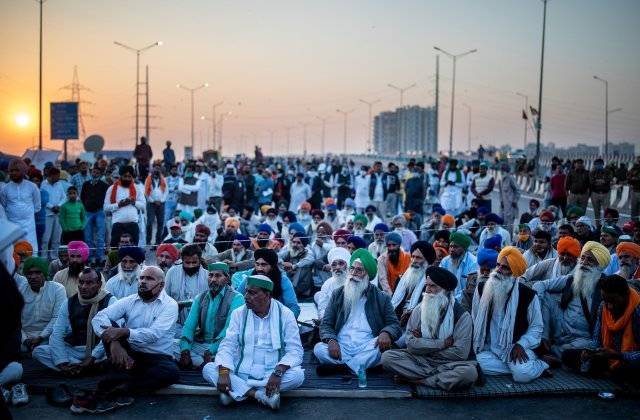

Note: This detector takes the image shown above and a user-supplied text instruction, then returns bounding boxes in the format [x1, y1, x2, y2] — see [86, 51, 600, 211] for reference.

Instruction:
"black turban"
[410, 240, 436, 265]
[119, 165, 135, 176]
[425, 266, 457, 291]
[118, 246, 145, 264]
[254, 248, 278, 268]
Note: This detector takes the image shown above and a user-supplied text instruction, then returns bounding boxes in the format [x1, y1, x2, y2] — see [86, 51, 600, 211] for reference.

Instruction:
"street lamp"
[336, 108, 355, 154]
[299, 121, 310, 156]
[462, 103, 472, 152]
[114, 40, 162, 148]
[200, 101, 223, 150]
[593, 76, 621, 160]
[516, 92, 529, 148]
[315, 116, 329, 155]
[359, 99, 380, 153]
[534, 0, 549, 174]
[177, 82, 209, 155]
[433, 46, 477, 157]
[387, 84, 416, 107]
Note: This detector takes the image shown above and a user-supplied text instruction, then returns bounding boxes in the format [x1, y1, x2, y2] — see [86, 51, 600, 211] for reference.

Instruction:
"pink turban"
[8, 159, 28, 176]
[67, 240, 90, 262]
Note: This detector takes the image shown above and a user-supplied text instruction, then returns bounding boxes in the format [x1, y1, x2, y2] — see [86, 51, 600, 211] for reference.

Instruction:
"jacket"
[565, 168, 590, 194]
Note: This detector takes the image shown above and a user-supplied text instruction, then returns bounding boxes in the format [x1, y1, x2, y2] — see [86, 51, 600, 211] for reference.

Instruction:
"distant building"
[373, 105, 436, 156]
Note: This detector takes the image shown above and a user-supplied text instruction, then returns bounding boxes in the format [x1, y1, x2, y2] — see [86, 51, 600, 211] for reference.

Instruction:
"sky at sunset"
[1, 0, 639, 160]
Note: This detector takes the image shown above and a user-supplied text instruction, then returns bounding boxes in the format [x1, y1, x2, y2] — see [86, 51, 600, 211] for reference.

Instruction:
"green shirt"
[179, 286, 245, 354]
[59, 200, 86, 232]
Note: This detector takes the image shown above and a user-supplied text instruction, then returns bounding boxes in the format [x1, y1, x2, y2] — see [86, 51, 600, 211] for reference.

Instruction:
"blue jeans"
[84, 210, 105, 261]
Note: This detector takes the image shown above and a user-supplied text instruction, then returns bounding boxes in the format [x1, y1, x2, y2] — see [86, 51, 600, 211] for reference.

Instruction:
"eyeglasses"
[349, 266, 366, 275]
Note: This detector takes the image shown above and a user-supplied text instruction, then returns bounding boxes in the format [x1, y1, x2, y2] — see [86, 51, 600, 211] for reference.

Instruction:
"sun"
[15, 113, 30, 127]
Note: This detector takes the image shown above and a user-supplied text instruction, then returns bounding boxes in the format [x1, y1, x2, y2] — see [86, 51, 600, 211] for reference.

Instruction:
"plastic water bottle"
[358, 364, 367, 388]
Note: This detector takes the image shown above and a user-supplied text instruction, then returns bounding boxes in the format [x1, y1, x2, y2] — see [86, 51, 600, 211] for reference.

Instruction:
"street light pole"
[516, 92, 529, 148]
[593, 76, 609, 160]
[315, 116, 328, 155]
[534, 0, 548, 174]
[114, 40, 162, 148]
[211, 101, 223, 150]
[177, 83, 209, 156]
[462, 103, 471, 151]
[336, 109, 355, 154]
[359, 99, 380, 153]
[387, 83, 416, 107]
[37, 0, 46, 150]
[433, 46, 477, 158]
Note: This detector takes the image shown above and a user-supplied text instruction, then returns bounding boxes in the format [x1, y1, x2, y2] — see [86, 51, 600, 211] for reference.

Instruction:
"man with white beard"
[314, 247, 351, 320]
[520, 236, 581, 287]
[614, 242, 640, 293]
[461, 248, 498, 313]
[472, 246, 550, 383]
[314, 249, 401, 375]
[382, 267, 478, 390]
[532, 241, 611, 364]
[105, 247, 146, 299]
[391, 241, 436, 327]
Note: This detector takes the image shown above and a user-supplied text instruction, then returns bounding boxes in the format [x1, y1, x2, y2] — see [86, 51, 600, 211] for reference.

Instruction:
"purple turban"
[67, 240, 90, 262]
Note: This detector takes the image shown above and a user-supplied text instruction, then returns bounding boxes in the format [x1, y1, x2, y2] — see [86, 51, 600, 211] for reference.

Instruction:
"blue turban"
[477, 207, 490, 216]
[344, 198, 356, 208]
[347, 235, 367, 250]
[485, 213, 504, 225]
[283, 211, 297, 223]
[288, 222, 306, 235]
[432, 205, 445, 216]
[386, 232, 402, 245]
[483, 234, 502, 250]
[118, 246, 145, 264]
[292, 232, 309, 247]
[327, 204, 337, 210]
[258, 223, 272, 234]
[373, 223, 390, 233]
[477, 248, 498, 268]
[234, 233, 251, 249]
[179, 210, 194, 222]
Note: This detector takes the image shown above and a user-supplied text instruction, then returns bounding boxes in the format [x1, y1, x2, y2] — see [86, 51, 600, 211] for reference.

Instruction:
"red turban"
[616, 242, 640, 259]
[156, 243, 179, 260]
[195, 224, 211, 236]
[557, 236, 581, 258]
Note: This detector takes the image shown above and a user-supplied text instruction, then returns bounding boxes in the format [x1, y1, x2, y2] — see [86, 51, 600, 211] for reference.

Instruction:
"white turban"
[328, 247, 350, 265]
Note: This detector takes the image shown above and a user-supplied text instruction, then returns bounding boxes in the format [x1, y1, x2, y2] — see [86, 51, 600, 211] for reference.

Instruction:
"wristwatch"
[273, 369, 284, 378]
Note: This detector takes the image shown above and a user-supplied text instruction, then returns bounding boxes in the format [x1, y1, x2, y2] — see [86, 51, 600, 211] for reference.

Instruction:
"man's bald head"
[142, 265, 165, 282]
[138, 265, 166, 301]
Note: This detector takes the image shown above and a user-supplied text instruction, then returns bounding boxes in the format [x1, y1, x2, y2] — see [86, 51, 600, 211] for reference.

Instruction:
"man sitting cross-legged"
[33, 267, 116, 375]
[176, 262, 244, 369]
[202, 275, 304, 410]
[70, 266, 179, 414]
[314, 248, 401, 375]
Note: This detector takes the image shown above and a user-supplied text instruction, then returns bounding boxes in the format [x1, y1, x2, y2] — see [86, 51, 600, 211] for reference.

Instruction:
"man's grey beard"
[231, 249, 245, 262]
[618, 263, 638, 281]
[331, 269, 347, 286]
[289, 247, 302, 258]
[343, 275, 369, 315]
[400, 265, 426, 297]
[119, 263, 142, 284]
[560, 260, 576, 275]
[572, 263, 602, 299]
[476, 268, 490, 283]
[480, 271, 514, 312]
[421, 291, 449, 338]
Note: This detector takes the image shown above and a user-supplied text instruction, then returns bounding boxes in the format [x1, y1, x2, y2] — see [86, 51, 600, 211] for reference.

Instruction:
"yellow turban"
[616, 242, 640, 259]
[581, 241, 611, 269]
[224, 217, 240, 229]
[497, 246, 527, 277]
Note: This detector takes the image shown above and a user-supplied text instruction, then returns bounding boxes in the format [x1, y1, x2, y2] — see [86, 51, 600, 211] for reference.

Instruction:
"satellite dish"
[84, 135, 105, 153]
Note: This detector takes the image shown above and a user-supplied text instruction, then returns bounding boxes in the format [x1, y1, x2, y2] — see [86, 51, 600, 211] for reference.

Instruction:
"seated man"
[440, 231, 478, 302]
[523, 229, 557, 268]
[33, 267, 116, 374]
[520, 236, 580, 287]
[462, 248, 498, 313]
[71, 266, 179, 414]
[314, 247, 351, 320]
[615, 242, 640, 293]
[212, 234, 255, 274]
[563, 274, 640, 385]
[377, 232, 411, 295]
[382, 267, 477, 390]
[232, 248, 300, 319]
[192, 224, 218, 264]
[532, 241, 611, 363]
[314, 249, 401, 375]
[391, 241, 436, 328]
[472, 247, 550, 383]
[105, 246, 146, 299]
[281, 232, 315, 297]
[53, 240, 92, 298]
[202, 275, 304, 410]
[155, 243, 179, 274]
[177, 262, 244, 369]
[17, 257, 66, 352]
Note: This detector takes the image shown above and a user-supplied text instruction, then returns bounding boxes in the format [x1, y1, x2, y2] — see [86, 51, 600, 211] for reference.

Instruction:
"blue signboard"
[50, 102, 79, 140]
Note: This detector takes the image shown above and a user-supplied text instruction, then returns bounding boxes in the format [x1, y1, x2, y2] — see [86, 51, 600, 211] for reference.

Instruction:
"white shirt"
[147, 177, 169, 203]
[40, 180, 68, 215]
[372, 173, 384, 201]
[337, 297, 374, 354]
[92, 289, 178, 356]
[17, 275, 66, 340]
[314, 276, 346, 319]
[208, 173, 224, 198]
[105, 267, 141, 299]
[103, 184, 145, 224]
[164, 265, 209, 323]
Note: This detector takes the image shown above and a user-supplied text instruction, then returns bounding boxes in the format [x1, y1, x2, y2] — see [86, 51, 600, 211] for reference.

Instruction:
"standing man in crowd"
[589, 158, 613, 229]
[104, 166, 145, 247]
[81, 166, 109, 266]
[134, 136, 153, 181]
[145, 162, 168, 246]
[0, 159, 41, 251]
[565, 159, 590, 211]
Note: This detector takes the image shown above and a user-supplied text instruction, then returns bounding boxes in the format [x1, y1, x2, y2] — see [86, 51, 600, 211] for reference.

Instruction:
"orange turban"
[224, 217, 240, 229]
[497, 246, 527, 277]
[13, 240, 33, 267]
[442, 214, 455, 226]
[616, 242, 640, 259]
[557, 236, 581, 258]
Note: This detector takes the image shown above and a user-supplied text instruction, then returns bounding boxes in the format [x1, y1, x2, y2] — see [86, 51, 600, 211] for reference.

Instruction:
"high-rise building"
[373, 105, 436, 156]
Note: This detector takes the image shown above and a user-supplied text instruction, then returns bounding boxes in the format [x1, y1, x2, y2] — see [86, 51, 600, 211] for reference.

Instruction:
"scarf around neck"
[601, 288, 640, 369]
[78, 289, 110, 359]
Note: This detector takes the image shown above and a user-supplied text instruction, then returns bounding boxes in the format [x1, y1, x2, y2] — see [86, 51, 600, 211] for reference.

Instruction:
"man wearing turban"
[104, 246, 146, 299]
[368, 223, 389, 259]
[615, 242, 640, 292]
[212, 234, 255, 275]
[523, 229, 557, 268]
[156, 243, 180, 273]
[462, 248, 498, 312]
[478, 213, 511, 249]
[281, 232, 315, 297]
[314, 247, 351, 319]
[104, 165, 145, 248]
[472, 246, 550, 383]
[439, 231, 479, 302]
[377, 232, 412, 295]
[0, 159, 41, 251]
[53, 240, 99, 298]
[314, 248, 401, 376]
[214, 217, 240, 253]
[532, 241, 611, 364]
[382, 266, 478, 390]
[191, 224, 219, 264]
[520, 236, 580, 288]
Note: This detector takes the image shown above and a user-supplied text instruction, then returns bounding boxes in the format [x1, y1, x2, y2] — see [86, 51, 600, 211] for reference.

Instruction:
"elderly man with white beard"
[391, 241, 437, 329]
[314, 247, 351, 320]
[105, 247, 146, 299]
[520, 236, 581, 287]
[314, 249, 401, 376]
[461, 248, 498, 312]
[382, 267, 477, 390]
[472, 246, 550, 383]
[532, 241, 613, 365]
[615, 242, 640, 293]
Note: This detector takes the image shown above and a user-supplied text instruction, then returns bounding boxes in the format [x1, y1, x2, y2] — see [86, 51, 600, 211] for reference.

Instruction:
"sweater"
[59, 200, 86, 232]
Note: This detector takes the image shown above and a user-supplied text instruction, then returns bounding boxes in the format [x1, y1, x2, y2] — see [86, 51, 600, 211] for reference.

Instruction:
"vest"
[178, 177, 198, 206]
[477, 281, 535, 344]
[195, 287, 240, 343]
[560, 274, 602, 334]
[64, 293, 112, 347]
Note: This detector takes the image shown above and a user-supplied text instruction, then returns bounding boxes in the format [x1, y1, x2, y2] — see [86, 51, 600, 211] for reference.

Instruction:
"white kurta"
[354, 175, 371, 209]
[0, 180, 41, 250]
[313, 276, 345, 320]
[105, 270, 140, 300]
[164, 266, 209, 324]
[17, 275, 66, 341]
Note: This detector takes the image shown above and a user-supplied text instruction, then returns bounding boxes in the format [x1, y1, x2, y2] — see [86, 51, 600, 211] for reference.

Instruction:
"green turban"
[208, 262, 229, 275]
[247, 274, 274, 292]
[566, 205, 586, 218]
[22, 256, 49, 277]
[450, 231, 472, 250]
[349, 248, 377, 280]
[353, 214, 368, 226]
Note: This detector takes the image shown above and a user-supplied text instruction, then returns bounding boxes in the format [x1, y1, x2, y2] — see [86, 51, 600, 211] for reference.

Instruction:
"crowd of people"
[0, 141, 639, 414]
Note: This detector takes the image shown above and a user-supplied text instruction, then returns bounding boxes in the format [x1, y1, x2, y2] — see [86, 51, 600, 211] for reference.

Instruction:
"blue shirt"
[231, 268, 300, 319]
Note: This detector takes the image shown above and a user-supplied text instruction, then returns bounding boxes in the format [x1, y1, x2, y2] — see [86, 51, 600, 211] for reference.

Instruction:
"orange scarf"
[144, 175, 166, 196]
[109, 180, 137, 204]
[601, 288, 640, 369]
[386, 251, 411, 293]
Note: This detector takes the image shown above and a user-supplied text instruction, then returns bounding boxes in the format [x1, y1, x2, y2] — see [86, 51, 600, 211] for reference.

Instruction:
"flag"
[522, 109, 528, 120]
[529, 106, 539, 116]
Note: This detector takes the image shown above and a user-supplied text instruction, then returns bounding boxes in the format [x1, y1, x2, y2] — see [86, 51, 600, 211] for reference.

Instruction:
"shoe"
[46, 384, 73, 407]
[10, 383, 29, 406]
[70, 393, 118, 414]
[110, 395, 135, 407]
[254, 389, 280, 410]
[218, 392, 234, 406]
[1, 387, 10, 404]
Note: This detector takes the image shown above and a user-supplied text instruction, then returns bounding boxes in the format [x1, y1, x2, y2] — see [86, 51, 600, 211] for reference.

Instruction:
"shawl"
[601, 288, 640, 369]
[109, 180, 137, 204]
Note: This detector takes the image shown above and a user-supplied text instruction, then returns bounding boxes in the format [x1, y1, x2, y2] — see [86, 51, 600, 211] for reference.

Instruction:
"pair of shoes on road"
[254, 389, 280, 410]
[1, 383, 29, 406]
[70, 391, 134, 414]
